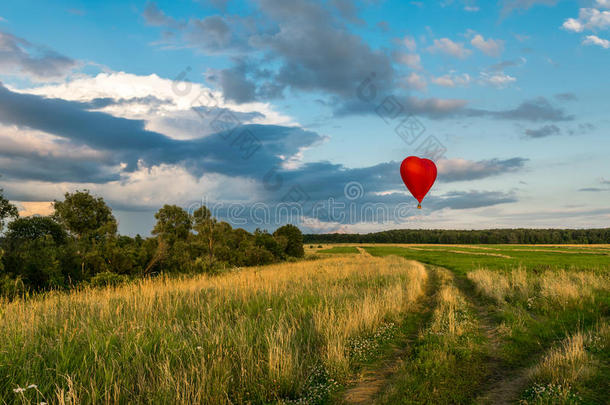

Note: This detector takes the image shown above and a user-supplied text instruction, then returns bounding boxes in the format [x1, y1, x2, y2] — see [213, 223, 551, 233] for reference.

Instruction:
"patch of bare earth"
[342, 345, 409, 405]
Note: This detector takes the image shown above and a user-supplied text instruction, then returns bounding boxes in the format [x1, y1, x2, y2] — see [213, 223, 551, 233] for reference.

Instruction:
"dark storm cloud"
[0, 84, 524, 219]
[0, 84, 321, 177]
[524, 124, 560, 138]
[330, 0, 366, 25]
[334, 96, 468, 119]
[206, 0, 230, 11]
[488, 59, 522, 71]
[335, 95, 574, 122]
[0, 31, 77, 81]
[554, 92, 577, 102]
[214, 63, 257, 103]
[84, 95, 171, 109]
[466, 97, 573, 122]
[499, 0, 559, 16]
[142, 2, 184, 29]
[578, 188, 606, 192]
[0, 151, 119, 183]
[438, 158, 528, 182]
[143, 0, 394, 103]
[431, 190, 517, 210]
[251, 0, 394, 99]
[186, 16, 235, 51]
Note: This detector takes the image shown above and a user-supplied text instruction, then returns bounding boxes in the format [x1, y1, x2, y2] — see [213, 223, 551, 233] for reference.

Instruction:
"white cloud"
[562, 8, 610, 33]
[431, 72, 471, 87]
[470, 34, 505, 57]
[405, 72, 427, 90]
[4, 164, 263, 213]
[18, 72, 295, 140]
[583, 34, 610, 48]
[478, 72, 516, 88]
[403, 36, 417, 52]
[427, 38, 472, 59]
[464, 6, 480, 12]
[595, 0, 610, 9]
[396, 52, 422, 70]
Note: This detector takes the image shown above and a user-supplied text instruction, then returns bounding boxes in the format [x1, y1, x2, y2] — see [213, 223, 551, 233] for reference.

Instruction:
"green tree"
[53, 190, 117, 239]
[0, 188, 18, 234]
[149, 205, 192, 273]
[0, 188, 18, 273]
[53, 190, 117, 277]
[3, 217, 68, 289]
[273, 224, 304, 258]
[192, 205, 219, 266]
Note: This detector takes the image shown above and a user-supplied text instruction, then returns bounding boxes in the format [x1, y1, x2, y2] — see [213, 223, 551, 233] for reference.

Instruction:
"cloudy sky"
[0, 0, 609, 235]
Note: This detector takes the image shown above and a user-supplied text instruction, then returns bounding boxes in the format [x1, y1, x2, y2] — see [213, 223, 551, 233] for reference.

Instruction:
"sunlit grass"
[0, 255, 427, 404]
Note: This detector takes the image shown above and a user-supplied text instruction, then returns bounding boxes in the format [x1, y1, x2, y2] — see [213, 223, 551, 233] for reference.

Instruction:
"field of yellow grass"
[0, 255, 427, 404]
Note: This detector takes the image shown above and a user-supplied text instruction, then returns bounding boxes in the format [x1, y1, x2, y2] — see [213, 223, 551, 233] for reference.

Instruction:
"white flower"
[27, 384, 38, 389]
[13, 387, 25, 393]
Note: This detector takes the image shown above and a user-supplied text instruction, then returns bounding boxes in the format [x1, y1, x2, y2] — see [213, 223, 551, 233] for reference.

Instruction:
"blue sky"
[0, 0, 609, 235]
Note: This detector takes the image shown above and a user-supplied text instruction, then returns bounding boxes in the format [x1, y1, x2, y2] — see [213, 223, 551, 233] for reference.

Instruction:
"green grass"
[365, 244, 609, 403]
[365, 244, 610, 275]
[317, 246, 360, 254]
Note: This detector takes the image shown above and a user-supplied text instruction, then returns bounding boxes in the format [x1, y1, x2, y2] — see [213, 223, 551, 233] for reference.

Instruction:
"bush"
[0, 275, 26, 300]
[273, 224, 305, 258]
[90, 271, 128, 287]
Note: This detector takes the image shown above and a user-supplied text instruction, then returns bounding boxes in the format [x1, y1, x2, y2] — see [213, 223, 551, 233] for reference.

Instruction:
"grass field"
[1, 245, 608, 404]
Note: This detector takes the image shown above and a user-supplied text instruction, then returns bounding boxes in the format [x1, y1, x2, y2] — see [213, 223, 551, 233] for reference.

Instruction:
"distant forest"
[304, 228, 610, 244]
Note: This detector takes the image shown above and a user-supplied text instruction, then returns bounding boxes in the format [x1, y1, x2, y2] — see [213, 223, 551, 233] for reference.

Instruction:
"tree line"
[304, 228, 610, 244]
[0, 189, 304, 298]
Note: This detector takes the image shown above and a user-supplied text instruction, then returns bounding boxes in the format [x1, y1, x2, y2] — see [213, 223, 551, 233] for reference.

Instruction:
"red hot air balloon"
[400, 156, 437, 209]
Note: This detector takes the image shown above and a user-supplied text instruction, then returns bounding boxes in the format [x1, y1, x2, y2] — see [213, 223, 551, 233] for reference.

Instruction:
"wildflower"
[27, 384, 38, 389]
[266, 308, 272, 311]
[13, 387, 25, 393]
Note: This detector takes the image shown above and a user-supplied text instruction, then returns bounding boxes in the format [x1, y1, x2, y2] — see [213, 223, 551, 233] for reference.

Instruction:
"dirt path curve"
[356, 247, 371, 257]
[342, 262, 437, 405]
[448, 269, 531, 405]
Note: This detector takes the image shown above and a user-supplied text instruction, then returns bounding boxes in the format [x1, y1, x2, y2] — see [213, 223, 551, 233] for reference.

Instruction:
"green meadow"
[1, 244, 608, 404]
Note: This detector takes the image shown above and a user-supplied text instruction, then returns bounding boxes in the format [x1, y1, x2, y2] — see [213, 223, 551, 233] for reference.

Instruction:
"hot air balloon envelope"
[400, 156, 437, 209]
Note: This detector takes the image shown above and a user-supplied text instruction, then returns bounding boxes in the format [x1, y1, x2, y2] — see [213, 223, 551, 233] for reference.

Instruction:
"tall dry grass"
[0, 255, 427, 404]
[428, 268, 474, 337]
[467, 267, 609, 308]
[527, 323, 609, 391]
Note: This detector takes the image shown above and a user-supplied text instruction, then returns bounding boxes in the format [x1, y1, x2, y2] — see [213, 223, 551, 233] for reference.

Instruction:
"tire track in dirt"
[342, 261, 438, 405]
[447, 267, 532, 405]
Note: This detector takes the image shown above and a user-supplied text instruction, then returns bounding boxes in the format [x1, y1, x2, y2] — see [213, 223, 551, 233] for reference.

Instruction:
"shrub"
[90, 271, 128, 287]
